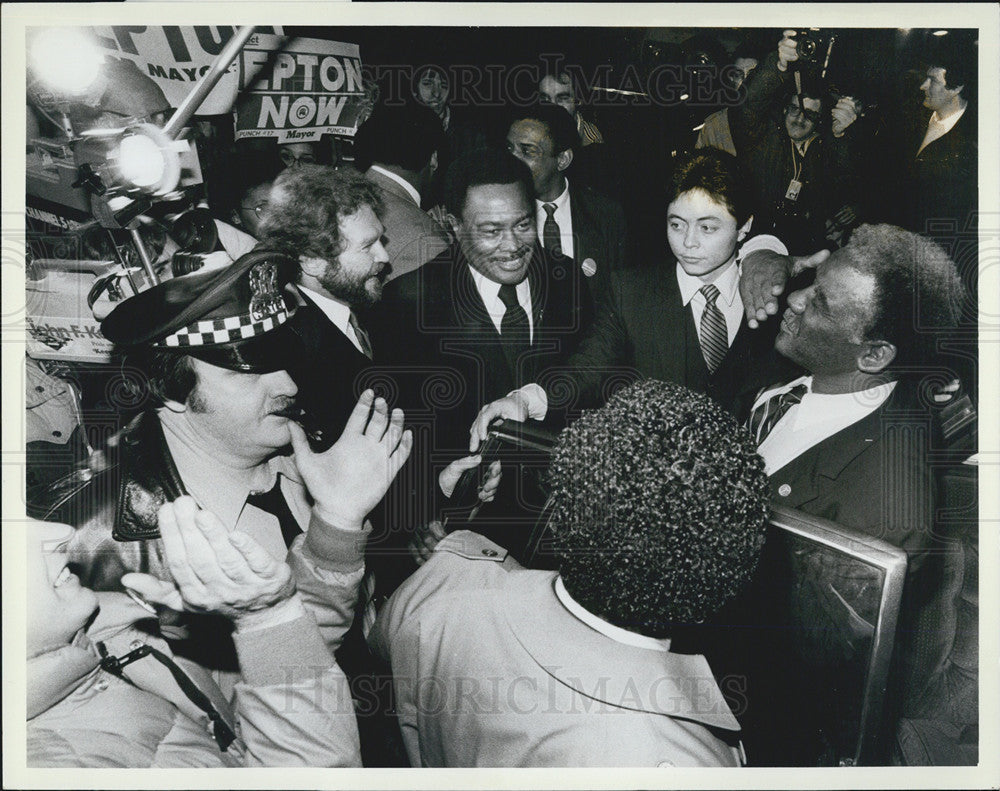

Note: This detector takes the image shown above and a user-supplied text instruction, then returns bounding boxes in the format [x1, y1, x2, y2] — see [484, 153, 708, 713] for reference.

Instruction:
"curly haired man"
[369, 379, 771, 767]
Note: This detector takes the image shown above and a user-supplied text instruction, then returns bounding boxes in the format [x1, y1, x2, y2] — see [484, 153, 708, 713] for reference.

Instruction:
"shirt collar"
[929, 103, 966, 135]
[467, 264, 530, 313]
[676, 258, 740, 307]
[297, 284, 354, 337]
[554, 576, 672, 652]
[159, 412, 298, 531]
[757, 375, 898, 409]
[536, 177, 570, 213]
[368, 164, 422, 206]
[794, 134, 817, 157]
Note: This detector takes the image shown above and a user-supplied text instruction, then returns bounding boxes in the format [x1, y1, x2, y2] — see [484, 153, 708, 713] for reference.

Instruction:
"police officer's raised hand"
[289, 389, 413, 529]
[740, 248, 831, 328]
[777, 30, 799, 72]
[121, 496, 296, 623]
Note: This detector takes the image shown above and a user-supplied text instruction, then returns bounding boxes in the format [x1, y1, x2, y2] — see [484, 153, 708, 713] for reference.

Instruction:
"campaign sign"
[235, 34, 365, 142]
[93, 26, 282, 116]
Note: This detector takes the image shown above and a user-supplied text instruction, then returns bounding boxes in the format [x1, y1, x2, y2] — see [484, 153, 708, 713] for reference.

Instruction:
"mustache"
[269, 399, 302, 419]
[491, 248, 531, 262]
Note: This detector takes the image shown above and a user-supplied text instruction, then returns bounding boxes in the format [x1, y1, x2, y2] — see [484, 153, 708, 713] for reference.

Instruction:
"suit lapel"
[294, 295, 369, 364]
[568, 183, 593, 264]
[769, 385, 902, 509]
[658, 263, 699, 382]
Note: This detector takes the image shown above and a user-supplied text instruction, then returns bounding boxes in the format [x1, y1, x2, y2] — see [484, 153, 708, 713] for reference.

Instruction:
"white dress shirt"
[554, 576, 672, 652]
[535, 178, 574, 259]
[917, 104, 967, 157]
[676, 259, 743, 347]
[468, 265, 534, 343]
[753, 375, 898, 475]
[296, 284, 369, 357]
[368, 163, 422, 206]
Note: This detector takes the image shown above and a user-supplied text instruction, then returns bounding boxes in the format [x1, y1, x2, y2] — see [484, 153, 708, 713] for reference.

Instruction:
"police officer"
[36, 249, 414, 702]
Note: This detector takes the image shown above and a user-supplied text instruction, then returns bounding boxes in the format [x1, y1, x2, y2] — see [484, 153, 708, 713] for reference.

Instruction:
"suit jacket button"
[482, 548, 499, 557]
[778, 484, 792, 497]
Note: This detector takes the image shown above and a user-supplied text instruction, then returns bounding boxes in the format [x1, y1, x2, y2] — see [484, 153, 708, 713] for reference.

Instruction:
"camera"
[792, 30, 834, 68]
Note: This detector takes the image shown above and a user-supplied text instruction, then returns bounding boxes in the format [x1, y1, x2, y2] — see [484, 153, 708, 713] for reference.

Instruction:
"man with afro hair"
[369, 379, 770, 767]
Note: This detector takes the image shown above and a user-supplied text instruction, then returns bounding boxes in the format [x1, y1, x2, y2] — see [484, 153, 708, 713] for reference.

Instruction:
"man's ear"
[857, 340, 897, 374]
[556, 148, 574, 173]
[445, 212, 462, 239]
[160, 397, 187, 414]
[298, 256, 328, 278]
[737, 215, 754, 243]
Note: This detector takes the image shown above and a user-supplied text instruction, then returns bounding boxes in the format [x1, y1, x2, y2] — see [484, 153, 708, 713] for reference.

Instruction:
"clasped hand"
[122, 496, 295, 622]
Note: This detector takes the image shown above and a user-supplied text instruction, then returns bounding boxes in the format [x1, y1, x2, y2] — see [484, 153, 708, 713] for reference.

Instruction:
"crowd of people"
[23, 26, 980, 770]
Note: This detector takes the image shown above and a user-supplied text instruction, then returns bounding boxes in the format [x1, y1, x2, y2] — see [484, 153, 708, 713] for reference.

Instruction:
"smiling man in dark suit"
[745, 224, 967, 756]
[377, 147, 593, 446]
[505, 102, 626, 307]
[373, 148, 593, 551]
[748, 223, 965, 565]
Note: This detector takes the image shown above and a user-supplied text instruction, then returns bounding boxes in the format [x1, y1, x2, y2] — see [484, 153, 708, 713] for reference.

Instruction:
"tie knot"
[781, 383, 808, 406]
[543, 202, 557, 218]
[498, 283, 520, 308]
[700, 283, 721, 305]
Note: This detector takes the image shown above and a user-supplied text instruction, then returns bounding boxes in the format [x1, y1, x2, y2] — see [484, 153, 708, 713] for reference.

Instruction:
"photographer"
[27, 501, 359, 767]
[731, 29, 864, 254]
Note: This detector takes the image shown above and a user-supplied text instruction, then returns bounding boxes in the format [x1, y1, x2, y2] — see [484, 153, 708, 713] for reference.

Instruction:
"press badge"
[784, 179, 802, 202]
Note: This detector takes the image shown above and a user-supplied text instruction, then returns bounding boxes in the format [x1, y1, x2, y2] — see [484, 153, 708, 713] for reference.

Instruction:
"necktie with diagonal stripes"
[698, 283, 728, 373]
[747, 383, 809, 444]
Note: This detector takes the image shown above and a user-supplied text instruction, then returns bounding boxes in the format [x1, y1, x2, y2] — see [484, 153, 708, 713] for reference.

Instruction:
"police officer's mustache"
[270, 399, 302, 419]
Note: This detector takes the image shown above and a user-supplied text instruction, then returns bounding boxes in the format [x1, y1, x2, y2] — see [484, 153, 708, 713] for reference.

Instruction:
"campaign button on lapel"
[778, 484, 792, 497]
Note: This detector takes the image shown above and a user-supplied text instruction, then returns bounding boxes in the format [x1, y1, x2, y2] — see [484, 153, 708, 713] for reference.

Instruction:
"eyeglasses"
[784, 104, 821, 124]
[240, 202, 268, 218]
[279, 150, 316, 167]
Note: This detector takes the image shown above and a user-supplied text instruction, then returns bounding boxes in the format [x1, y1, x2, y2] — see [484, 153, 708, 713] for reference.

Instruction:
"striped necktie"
[542, 203, 562, 256]
[698, 283, 728, 373]
[748, 384, 809, 445]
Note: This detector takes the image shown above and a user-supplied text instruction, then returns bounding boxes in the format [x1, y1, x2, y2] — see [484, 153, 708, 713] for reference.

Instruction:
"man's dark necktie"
[542, 203, 562, 256]
[698, 283, 729, 373]
[246, 477, 303, 548]
[498, 283, 531, 358]
[748, 384, 809, 445]
[348, 312, 373, 360]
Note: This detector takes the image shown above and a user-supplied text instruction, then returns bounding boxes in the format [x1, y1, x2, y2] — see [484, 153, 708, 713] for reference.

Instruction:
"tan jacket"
[370, 530, 746, 767]
[27, 592, 360, 767]
[365, 167, 450, 281]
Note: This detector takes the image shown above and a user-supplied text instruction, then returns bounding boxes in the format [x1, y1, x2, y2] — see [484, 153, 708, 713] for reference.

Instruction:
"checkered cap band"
[159, 306, 289, 348]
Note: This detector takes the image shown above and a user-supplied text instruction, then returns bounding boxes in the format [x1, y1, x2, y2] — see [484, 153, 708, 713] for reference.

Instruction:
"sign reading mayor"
[235, 34, 365, 142]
